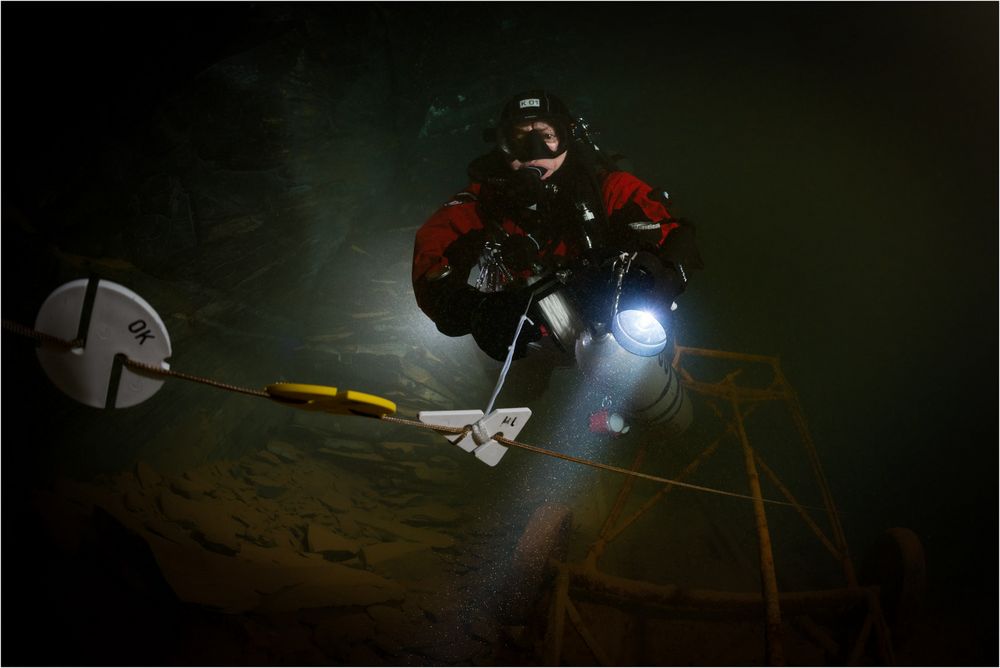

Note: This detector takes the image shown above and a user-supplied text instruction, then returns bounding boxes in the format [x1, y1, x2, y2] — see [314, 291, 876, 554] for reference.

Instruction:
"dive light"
[611, 308, 667, 357]
[606, 251, 674, 358]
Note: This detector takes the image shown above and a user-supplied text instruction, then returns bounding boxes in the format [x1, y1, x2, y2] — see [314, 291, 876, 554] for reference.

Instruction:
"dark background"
[3, 2, 996, 664]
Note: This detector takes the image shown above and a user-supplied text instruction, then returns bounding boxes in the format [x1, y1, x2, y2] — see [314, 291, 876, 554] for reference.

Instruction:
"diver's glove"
[656, 220, 703, 288]
[469, 287, 542, 362]
[621, 251, 687, 317]
[414, 273, 485, 337]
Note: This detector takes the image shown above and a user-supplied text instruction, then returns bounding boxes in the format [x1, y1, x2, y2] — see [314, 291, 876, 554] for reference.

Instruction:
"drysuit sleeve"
[601, 171, 704, 297]
[412, 192, 487, 336]
[602, 171, 678, 244]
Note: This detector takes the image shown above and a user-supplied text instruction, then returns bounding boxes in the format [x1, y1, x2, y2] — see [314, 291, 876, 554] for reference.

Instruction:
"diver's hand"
[621, 251, 686, 318]
[470, 288, 542, 362]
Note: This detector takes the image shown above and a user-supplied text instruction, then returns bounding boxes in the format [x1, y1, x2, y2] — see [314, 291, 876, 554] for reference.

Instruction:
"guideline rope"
[380, 414, 823, 512]
[121, 357, 271, 399]
[2, 319, 83, 349]
[5, 319, 828, 512]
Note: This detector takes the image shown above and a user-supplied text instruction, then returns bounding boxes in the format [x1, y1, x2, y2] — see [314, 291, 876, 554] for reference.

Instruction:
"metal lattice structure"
[537, 346, 895, 666]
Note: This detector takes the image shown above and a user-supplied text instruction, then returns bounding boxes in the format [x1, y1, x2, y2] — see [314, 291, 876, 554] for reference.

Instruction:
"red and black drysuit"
[412, 151, 700, 361]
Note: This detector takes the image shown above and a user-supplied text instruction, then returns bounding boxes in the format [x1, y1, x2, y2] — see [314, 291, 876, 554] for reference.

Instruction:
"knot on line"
[470, 421, 492, 446]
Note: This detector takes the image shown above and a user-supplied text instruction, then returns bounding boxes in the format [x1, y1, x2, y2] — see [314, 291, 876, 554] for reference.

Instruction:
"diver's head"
[497, 90, 572, 180]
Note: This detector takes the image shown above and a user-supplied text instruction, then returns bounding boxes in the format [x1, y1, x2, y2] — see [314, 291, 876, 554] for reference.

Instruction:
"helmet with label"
[496, 90, 573, 162]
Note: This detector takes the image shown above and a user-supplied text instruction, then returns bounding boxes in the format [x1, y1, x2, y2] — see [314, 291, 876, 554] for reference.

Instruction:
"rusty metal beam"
[544, 565, 570, 666]
[585, 444, 648, 568]
[682, 379, 787, 403]
[754, 452, 842, 562]
[791, 615, 841, 656]
[848, 606, 875, 666]
[565, 597, 613, 666]
[733, 399, 785, 665]
[866, 588, 896, 665]
[595, 434, 725, 554]
[675, 346, 784, 365]
[564, 564, 871, 617]
[774, 366, 857, 587]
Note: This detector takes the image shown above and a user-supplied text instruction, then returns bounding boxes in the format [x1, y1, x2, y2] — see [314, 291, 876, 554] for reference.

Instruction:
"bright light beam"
[612, 309, 667, 357]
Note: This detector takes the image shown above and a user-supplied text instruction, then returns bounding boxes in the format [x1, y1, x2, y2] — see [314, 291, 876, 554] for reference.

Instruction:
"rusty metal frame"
[540, 346, 894, 666]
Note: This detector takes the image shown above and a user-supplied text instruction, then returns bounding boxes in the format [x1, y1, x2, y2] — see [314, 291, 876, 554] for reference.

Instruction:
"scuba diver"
[412, 93, 705, 624]
[412, 89, 702, 368]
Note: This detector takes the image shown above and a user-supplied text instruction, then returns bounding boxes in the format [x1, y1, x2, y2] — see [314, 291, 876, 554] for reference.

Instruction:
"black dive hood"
[495, 90, 572, 162]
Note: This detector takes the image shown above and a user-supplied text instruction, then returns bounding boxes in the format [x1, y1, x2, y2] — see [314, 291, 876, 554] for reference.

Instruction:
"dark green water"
[3, 4, 996, 665]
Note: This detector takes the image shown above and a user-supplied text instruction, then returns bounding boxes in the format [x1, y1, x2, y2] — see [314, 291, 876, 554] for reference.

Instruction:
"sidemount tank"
[574, 330, 692, 436]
